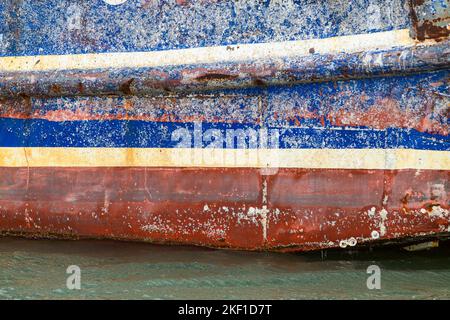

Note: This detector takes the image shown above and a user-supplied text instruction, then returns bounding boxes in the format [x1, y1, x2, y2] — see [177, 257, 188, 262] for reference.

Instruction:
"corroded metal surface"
[0, 37, 448, 97]
[0, 0, 439, 98]
[0, 167, 448, 251]
[0, 0, 449, 251]
[410, 0, 450, 41]
[0, 0, 410, 56]
[0, 70, 448, 251]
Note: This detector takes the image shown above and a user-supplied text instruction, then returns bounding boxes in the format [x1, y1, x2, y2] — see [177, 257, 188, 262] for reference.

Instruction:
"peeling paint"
[0, 0, 448, 252]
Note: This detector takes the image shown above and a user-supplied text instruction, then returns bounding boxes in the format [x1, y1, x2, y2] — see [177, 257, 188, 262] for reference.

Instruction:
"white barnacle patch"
[339, 240, 348, 248]
[362, 53, 373, 71]
[371, 230, 380, 239]
[373, 53, 384, 68]
[347, 237, 357, 247]
[368, 207, 388, 238]
[398, 50, 410, 70]
[367, 207, 376, 218]
[67, 4, 82, 31]
[0, 34, 7, 52]
[428, 206, 449, 218]
[379, 208, 388, 236]
[141, 224, 159, 232]
[379, 209, 388, 220]
[141, 216, 175, 234]
[204, 223, 227, 239]
[247, 207, 257, 217]
[339, 237, 357, 249]
[259, 206, 269, 243]
[271, 208, 281, 223]
[237, 206, 270, 243]
[261, 179, 268, 204]
[366, 3, 382, 30]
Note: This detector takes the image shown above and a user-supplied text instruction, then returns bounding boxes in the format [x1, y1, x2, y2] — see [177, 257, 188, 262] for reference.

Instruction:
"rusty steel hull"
[0, 167, 448, 251]
[0, 71, 448, 252]
[0, 0, 449, 251]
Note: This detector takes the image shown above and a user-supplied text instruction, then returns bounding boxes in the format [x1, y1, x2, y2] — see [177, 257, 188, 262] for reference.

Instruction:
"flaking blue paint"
[0, 117, 448, 151]
[2, 70, 447, 127]
[0, 0, 410, 56]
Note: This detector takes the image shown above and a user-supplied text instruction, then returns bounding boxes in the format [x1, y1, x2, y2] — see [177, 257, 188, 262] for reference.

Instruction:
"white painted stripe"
[0, 148, 448, 170]
[0, 29, 424, 73]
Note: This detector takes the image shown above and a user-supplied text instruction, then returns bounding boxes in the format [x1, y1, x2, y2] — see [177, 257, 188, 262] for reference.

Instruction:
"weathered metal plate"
[0, 0, 411, 56]
[0, 0, 448, 251]
[410, 0, 450, 41]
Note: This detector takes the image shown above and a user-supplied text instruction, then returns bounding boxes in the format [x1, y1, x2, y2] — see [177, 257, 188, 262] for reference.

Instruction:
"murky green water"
[1, 237, 449, 300]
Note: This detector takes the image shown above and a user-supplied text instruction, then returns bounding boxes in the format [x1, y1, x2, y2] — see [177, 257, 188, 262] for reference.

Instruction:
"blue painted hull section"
[0, 118, 448, 151]
[0, 0, 409, 56]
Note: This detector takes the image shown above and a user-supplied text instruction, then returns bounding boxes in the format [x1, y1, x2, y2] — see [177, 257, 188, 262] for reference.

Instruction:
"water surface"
[1, 237, 449, 299]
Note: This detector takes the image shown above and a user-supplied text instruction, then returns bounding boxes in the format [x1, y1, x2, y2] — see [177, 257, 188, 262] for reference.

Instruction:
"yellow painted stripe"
[0, 148, 448, 170]
[0, 29, 423, 73]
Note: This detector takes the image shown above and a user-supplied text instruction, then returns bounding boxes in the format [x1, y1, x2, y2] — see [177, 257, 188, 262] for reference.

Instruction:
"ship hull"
[0, 0, 449, 251]
[1, 166, 448, 251]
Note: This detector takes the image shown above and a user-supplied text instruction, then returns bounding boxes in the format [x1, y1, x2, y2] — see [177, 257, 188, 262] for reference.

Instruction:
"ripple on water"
[1, 238, 450, 299]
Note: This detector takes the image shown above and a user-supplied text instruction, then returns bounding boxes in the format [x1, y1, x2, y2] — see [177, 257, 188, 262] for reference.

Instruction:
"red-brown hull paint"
[0, 167, 448, 251]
